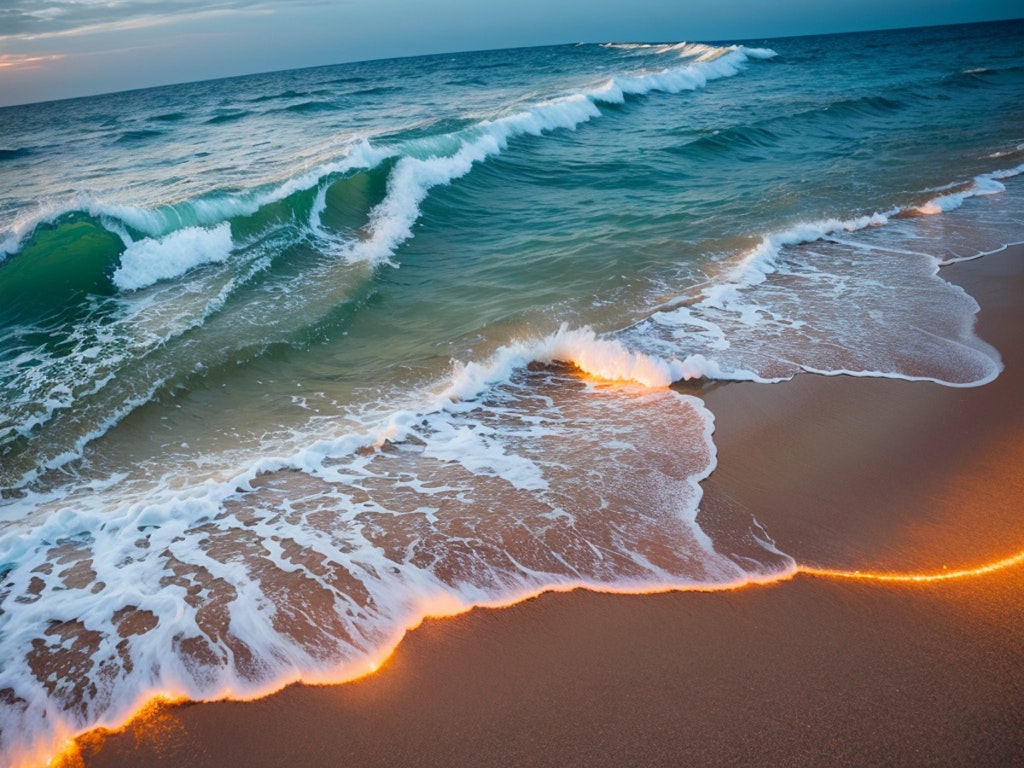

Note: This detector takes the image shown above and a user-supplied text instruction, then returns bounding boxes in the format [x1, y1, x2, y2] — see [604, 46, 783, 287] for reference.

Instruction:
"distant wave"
[349, 85, 405, 97]
[316, 44, 778, 272]
[114, 129, 165, 143]
[0, 147, 33, 162]
[682, 124, 783, 157]
[0, 44, 774, 275]
[279, 100, 341, 114]
[247, 88, 334, 103]
[204, 110, 252, 125]
[148, 111, 188, 123]
[601, 41, 729, 59]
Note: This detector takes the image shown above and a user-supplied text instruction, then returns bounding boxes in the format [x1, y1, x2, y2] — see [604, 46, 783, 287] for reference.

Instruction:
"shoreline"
[65, 244, 1024, 767]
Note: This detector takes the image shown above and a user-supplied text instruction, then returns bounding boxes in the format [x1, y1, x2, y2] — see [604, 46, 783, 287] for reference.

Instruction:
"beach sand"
[68, 245, 1024, 767]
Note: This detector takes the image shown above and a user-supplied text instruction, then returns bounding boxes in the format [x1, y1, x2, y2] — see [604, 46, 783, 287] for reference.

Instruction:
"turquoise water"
[1, 20, 1023, 764]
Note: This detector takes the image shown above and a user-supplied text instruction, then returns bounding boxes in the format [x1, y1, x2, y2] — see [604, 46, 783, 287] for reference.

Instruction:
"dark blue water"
[0, 20, 1022, 766]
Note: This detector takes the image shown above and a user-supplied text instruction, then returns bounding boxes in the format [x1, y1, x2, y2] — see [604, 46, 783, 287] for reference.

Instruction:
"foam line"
[800, 549, 1024, 583]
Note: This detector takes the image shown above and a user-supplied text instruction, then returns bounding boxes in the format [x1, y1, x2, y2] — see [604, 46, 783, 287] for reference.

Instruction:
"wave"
[114, 129, 165, 144]
[602, 41, 766, 60]
[5, 42, 771, 272]
[591, 46, 776, 103]
[2, 43, 770, 270]
[0, 214, 125, 328]
[913, 167, 1020, 217]
[681, 92, 911, 161]
[280, 100, 341, 114]
[666, 66, 1016, 168]
[0, 147, 398, 489]
[944, 64, 1024, 89]
[619, 165, 1023, 387]
[0, 138, 391, 261]
[674, 164, 1020, 320]
[2, 45, 1015, 498]
[247, 88, 333, 103]
[3, 158, 1021, 757]
[684, 124, 784, 157]
[204, 110, 252, 125]
[148, 111, 188, 123]
[348, 85, 405, 97]
[444, 77, 489, 87]
[823, 93, 905, 117]
[0, 323, 792, 767]
[319, 45, 776, 270]
[0, 148, 32, 162]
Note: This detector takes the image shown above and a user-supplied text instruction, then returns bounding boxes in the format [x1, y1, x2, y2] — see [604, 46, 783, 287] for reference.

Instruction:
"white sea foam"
[620, 188, 1010, 387]
[592, 46, 775, 104]
[601, 42, 657, 49]
[112, 223, 235, 290]
[430, 325, 727, 415]
[915, 165, 1024, 215]
[704, 212, 894, 306]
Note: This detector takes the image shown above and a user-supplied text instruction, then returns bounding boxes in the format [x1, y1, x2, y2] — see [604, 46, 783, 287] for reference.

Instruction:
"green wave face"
[0, 215, 123, 324]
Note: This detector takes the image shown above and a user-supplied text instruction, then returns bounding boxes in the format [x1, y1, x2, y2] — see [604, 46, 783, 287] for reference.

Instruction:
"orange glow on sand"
[45, 696, 190, 768]
[36, 548, 1024, 767]
[42, 627, 421, 768]
[798, 549, 1024, 583]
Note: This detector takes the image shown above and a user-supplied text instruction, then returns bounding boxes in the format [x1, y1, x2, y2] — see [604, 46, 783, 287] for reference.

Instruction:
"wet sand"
[71, 245, 1024, 767]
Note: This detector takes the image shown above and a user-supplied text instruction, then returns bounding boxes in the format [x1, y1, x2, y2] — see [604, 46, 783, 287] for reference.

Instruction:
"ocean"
[1, 18, 1023, 764]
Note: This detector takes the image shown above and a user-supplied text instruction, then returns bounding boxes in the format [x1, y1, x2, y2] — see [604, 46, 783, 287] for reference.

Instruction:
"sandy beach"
[66, 243, 1024, 768]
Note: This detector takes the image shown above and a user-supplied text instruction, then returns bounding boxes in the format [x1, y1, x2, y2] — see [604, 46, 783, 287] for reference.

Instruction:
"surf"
[1, 23, 1023, 766]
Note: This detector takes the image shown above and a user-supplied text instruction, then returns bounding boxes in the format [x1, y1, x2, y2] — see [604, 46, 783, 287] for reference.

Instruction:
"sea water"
[0, 19, 1022, 764]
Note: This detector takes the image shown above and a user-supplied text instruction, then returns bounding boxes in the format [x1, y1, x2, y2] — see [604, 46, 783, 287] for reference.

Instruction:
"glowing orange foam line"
[798, 549, 1024, 583]
[32, 550, 1024, 767]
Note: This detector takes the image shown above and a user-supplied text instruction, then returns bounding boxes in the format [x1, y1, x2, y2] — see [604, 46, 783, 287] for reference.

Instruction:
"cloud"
[0, 1, 336, 42]
[0, 52, 66, 69]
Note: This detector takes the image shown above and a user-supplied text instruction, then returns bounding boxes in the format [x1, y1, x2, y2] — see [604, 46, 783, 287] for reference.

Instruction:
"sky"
[0, 0, 1020, 107]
